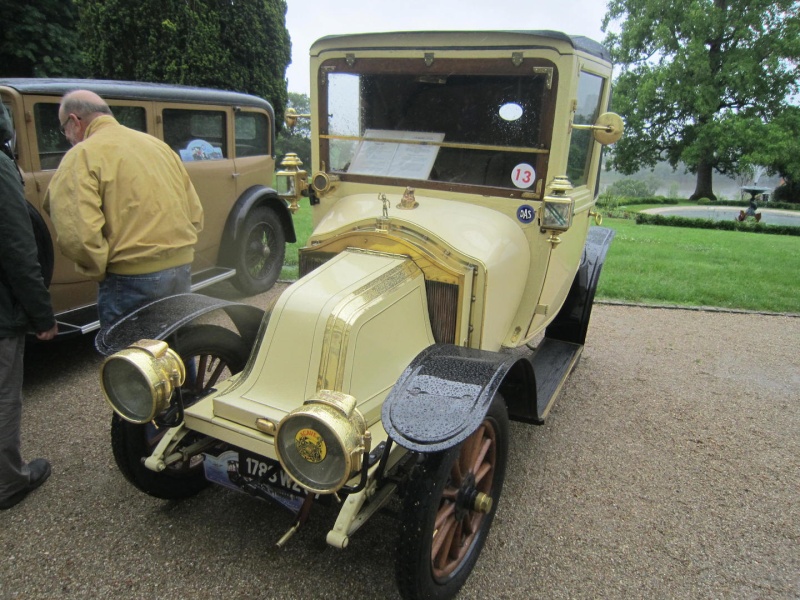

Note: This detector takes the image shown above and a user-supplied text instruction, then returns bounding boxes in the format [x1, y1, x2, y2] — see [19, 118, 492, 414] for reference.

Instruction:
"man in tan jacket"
[45, 90, 203, 328]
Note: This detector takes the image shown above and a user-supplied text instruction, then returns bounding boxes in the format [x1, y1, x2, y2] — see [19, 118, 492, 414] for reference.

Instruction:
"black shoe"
[0, 458, 51, 510]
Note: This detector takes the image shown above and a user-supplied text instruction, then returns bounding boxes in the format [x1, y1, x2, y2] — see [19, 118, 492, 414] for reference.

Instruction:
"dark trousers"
[0, 335, 29, 501]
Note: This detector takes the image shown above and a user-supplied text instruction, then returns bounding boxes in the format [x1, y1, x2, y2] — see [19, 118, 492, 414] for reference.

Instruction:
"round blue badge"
[517, 205, 536, 224]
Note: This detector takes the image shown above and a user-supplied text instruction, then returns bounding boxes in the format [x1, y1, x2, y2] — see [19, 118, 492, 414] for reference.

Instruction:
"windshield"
[319, 58, 557, 196]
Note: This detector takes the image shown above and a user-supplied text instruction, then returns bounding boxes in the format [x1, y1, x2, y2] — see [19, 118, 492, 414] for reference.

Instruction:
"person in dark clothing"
[0, 102, 58, 510]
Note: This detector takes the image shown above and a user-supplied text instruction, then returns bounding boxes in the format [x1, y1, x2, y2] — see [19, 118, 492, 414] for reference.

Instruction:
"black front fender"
[381, 344, 535, 453]
[94, 293, 265, 356]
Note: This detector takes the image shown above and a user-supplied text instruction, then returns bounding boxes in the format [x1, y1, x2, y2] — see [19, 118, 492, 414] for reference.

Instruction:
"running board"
[54, 267, 236, 337]
[530, 337, 583, 422]
[191, 266, 235, 290]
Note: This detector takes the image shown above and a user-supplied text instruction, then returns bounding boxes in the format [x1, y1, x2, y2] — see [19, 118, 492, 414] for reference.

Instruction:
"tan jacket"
[45, 115, 203, 280]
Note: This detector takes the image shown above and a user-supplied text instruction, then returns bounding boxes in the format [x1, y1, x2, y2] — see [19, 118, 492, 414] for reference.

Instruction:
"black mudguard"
[94, 292, 265, 356]
[381, 344, 535, 453]
[545, 226, 615, 346]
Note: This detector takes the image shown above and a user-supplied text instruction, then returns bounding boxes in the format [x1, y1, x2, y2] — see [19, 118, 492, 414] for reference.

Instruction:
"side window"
[235, 111, 269, 157]
[163, 108, 227, 161]
[34, 103, 71, 170]
[567, 71, 605, 187]
[33, 103, 146, 170]
[111, 106, 146, 132]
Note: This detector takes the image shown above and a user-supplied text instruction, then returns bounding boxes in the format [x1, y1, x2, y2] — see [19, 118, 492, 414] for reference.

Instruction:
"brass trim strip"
[317, 258, 422, 392]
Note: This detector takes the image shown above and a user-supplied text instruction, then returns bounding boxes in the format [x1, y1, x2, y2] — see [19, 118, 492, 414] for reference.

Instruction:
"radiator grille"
[426, 280, 459, 344]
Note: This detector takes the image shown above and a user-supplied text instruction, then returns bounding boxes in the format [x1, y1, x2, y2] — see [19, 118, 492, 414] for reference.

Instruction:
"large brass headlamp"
[100, 339, 185, 424]
[275, 390, 369, 495]
[276, 152, 308, 214]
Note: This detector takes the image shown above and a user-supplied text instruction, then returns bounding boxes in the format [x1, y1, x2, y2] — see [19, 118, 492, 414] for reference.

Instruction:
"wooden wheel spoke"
[434, 500, 455, 531]
[472, 437, 491, 474]
[474, 462, 492, 487]
[448, 519, 465, 560]
[461, 424, 485, 475]
[432, 511, 457, 563]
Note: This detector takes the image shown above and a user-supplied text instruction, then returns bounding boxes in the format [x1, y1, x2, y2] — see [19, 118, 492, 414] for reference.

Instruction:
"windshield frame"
[316, 56, 559, 199]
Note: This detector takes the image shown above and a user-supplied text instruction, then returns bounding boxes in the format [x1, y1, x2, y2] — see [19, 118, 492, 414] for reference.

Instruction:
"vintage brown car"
[0, 79, 294, 335]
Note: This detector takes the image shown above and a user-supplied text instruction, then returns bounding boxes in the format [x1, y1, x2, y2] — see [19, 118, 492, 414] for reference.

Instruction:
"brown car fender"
[218, 185, 296, 268]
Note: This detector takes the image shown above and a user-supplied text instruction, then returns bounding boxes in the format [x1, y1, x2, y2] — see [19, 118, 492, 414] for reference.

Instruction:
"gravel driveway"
[1, 286, 798, 599]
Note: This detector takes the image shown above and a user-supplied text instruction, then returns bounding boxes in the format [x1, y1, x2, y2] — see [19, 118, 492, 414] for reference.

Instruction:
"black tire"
[110, 325, 249, 499]
[396, 394, 509, 600]
[231, 205, 286, 295]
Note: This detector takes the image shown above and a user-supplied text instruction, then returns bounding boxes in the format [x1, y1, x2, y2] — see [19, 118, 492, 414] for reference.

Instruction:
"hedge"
[634, 213, 800, 236]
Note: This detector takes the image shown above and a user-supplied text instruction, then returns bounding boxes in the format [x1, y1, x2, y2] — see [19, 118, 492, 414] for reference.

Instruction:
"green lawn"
[596, 218, 800, 313]
[280, 201, 313, 280]
[279, 205, 800, 314]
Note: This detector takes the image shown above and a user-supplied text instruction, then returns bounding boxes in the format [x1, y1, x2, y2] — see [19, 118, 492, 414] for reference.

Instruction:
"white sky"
[285, 0, 611, 95]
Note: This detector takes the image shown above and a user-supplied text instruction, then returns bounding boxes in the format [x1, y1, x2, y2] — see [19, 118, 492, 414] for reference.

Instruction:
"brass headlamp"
[276, 152, 308, 214]
[100, 339, 185, 424]
[275, 390, 369, 494]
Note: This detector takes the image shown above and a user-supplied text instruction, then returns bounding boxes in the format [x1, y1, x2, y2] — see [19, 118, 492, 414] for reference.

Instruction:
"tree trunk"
[690, 160, 716, 201]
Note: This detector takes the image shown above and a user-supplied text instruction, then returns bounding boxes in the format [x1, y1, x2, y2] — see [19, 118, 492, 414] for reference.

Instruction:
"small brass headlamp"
[542, 176, 575, 231]
[276, 152, 308, 214]
[100, 339, 185, 424]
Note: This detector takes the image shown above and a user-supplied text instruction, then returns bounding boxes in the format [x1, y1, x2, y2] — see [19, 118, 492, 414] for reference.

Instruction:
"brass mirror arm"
[571, 123, 615, 133]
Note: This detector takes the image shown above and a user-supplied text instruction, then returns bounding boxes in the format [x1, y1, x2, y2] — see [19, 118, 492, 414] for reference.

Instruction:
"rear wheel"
[110, 325, 249, 499]
[232, 206, 285, 295]
[396, 394, 509, 600]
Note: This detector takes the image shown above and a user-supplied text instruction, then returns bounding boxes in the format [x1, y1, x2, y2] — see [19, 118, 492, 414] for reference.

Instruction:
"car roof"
[0, 78, 274, 115]
[311, 30, 610, 63]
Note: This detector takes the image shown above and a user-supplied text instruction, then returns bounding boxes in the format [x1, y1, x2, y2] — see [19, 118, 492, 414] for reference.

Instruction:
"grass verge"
[596, 218, 800, 313]
[278, 204, 800, 314]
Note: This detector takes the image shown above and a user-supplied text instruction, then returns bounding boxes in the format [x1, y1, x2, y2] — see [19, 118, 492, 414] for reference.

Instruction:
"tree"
[74, 0, 291, 128]
[0, 0, 85, 77]
[603, 0, 800, 200]
[276, 92, 311, 165]
[742, 106, 800, 201]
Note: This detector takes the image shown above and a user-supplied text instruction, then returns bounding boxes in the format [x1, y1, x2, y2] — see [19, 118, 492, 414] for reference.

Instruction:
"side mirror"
[284, 107, 311, 130]
[571, 112, 624, 146]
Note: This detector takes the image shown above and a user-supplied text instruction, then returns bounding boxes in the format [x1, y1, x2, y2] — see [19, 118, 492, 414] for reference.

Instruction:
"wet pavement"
[1, 285, 798, 599]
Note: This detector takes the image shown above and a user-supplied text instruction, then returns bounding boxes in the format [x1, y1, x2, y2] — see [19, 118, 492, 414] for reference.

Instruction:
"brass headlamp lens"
[100, 340, 185, 424]
[276, 390, 367, 494]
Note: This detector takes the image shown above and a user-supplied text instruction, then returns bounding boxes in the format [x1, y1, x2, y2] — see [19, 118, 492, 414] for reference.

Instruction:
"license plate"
[237, 450, 306, 495]
[202, 449, 308, 514]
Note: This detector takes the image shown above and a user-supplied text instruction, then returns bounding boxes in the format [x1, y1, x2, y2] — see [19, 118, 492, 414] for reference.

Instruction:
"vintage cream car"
[97, 30, 622, 600]
[0, 79, 293, 336]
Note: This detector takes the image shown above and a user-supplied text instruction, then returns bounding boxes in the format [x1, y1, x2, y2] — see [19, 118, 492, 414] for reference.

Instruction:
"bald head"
[60, 90, 112, 121]
[59, 90, 113, 146]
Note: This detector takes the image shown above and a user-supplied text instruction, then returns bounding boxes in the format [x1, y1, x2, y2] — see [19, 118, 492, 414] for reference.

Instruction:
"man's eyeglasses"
[59, 114, 80, 136]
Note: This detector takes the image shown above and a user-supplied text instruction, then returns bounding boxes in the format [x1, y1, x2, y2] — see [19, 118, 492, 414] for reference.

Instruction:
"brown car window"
[235, 111, 270, 157]
[163, 108, 227, 161]
[34, 102, 146, 170]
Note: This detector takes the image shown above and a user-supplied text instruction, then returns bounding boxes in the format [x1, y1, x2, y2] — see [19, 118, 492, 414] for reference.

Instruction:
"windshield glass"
[320, 59, 556, 195]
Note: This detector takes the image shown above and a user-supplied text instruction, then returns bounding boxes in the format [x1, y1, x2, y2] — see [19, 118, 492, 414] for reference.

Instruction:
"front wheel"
[231, 205, 286, 295]
[396, 393, 509, 600]
[110, 325, 250, 499]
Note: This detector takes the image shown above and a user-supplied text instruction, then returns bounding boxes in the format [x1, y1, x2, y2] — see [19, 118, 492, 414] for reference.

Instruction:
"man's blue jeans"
[98, 264, 192, 328]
